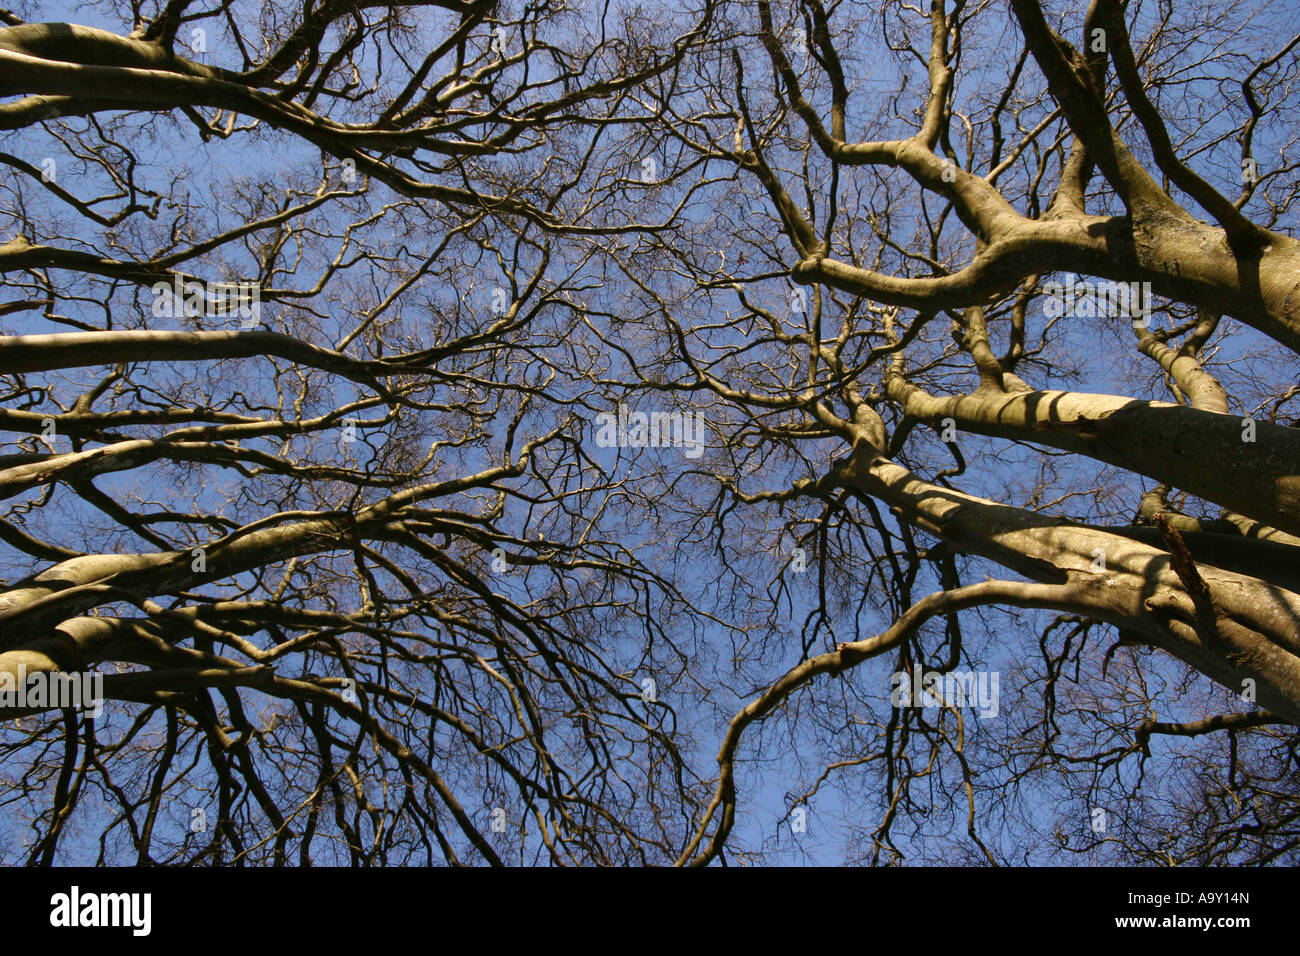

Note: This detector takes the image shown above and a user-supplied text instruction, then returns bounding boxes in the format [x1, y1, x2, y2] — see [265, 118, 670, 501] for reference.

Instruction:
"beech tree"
[609, 0, 1300, 864]
[0, 0, 1297, 866]
[0, 0, 721, 865]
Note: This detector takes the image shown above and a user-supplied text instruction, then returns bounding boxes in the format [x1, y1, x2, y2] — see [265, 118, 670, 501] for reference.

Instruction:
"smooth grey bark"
[885, 381, 1300, 538]
[832, 452, 1300, 725]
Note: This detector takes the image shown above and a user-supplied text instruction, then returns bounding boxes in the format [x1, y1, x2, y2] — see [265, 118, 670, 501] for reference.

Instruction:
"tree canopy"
[1, 0, 1298, 865]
